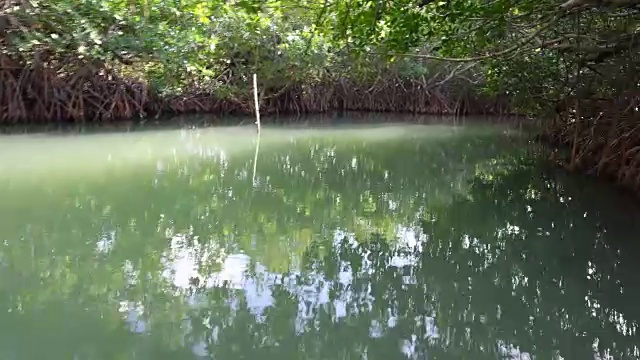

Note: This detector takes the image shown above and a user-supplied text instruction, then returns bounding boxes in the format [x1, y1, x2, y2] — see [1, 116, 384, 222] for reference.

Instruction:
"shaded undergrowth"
[542, 92, 640, 196]
[0, 55, 510, 125]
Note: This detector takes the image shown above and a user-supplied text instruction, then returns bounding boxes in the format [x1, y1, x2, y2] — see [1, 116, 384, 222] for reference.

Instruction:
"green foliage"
[4, 0, 636, 111]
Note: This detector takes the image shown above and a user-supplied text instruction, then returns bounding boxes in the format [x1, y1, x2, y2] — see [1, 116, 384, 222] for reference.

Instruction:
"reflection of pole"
[252, 134, 261, 187]
[253, 73, 261, 134]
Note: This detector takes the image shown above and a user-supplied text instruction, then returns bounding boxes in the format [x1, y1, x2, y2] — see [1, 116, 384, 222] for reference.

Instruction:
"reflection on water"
[0, 120, 639, 360]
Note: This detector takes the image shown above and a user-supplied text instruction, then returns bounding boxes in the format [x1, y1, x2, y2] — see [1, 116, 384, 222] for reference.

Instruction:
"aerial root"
[546, 93, 640, 193]
[0, 55, 149, 124]
[0, 56, 511, 125]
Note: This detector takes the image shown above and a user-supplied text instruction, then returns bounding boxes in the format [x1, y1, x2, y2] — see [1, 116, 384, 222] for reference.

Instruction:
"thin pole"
[253, 73, 261, 134]
[252, 73, 261, 186]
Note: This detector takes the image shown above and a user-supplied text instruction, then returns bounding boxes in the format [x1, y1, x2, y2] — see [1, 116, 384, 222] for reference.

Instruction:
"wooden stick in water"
[252, 73, 261, 186]
[253, 73, 261, 134]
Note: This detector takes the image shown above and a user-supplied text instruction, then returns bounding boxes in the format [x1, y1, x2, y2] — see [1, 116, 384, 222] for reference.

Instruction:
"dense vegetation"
[0, 0, 504, 121]
[1, 0, 639, 191]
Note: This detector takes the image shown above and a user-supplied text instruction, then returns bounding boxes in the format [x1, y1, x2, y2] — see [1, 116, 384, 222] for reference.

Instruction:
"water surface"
[0, 118, 639, 360]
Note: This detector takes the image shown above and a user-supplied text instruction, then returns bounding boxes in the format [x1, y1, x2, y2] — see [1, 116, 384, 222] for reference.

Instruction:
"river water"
[0, 116, 639, 359]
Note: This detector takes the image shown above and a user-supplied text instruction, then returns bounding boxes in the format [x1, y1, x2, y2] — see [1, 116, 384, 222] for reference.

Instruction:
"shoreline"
[4, 108, 637, 202]
[0, 111, 526, 135]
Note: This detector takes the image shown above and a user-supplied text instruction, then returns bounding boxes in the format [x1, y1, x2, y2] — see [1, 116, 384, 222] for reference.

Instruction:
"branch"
[433, 62, 479, 87]
[560, 0, 640, 11]
[376, 14, 565, 62]
[542, 31, 640, 63]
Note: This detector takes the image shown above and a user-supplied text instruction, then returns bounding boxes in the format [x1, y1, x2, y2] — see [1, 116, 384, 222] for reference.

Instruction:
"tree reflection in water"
[141, 138, 640, 360]
[0, 125, 639, 359]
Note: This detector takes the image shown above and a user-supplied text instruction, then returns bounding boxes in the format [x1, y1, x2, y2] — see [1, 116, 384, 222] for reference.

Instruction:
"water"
[0, 118, 639, 360]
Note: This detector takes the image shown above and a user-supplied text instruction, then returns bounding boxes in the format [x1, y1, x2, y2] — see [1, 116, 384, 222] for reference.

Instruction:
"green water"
[0, 119, 639, 360]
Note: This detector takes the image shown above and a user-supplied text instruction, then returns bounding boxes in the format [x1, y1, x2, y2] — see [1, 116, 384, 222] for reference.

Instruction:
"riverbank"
[0, 54, 510, 126]
[538, 93, 640, 197]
